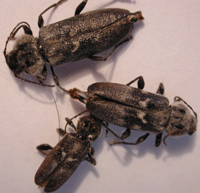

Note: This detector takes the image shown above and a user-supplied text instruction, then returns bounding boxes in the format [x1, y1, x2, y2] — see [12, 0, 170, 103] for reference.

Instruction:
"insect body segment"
[35, 116, 101, 192]
[4, 0, 144, 89]
[67, 76, 197, 146]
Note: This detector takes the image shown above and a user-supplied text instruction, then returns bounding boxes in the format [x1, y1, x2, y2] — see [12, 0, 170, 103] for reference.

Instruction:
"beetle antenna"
[174, 96, 197, 119]
[163, 129, 188, 146]
[64, 110, 88, 133]
[4, 22, 32, 56]
[49, 89, 60, 130]
[163, 131, 175, 146]
[14, 74, 55, 87]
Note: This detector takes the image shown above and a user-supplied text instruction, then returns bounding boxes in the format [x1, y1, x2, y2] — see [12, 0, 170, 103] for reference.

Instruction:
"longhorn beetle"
[66, 76, 197, 146]
[4, 0, 144, 89]
[35, 115, 102, 192]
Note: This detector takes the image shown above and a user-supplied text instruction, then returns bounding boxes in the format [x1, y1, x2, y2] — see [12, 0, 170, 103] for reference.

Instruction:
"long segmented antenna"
[4, 22, 32, 56]
[49, 89, 60, 130]
[174, 96, 197, 119]
[14, 74, 55, 87]
[4, 23, 54, 88]
[163, 130, 184, 146]
[64, 110, 88, 133]
[163, 96, 197, 146]
[163, 128, 196, 146]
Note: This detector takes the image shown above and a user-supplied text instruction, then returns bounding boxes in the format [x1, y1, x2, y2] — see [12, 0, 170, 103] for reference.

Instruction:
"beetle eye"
[188, 131, 195, 135]
[175, 124, 184, 130]
[84, 122, 90, 129]
[179, 109, 185, 114]
[90, 129, 96, 133]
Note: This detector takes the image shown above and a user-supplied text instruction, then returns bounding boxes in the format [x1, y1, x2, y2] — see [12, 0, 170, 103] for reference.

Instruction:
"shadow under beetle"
[35, 115, 102, 192]
[66, 76, 197, 147]
[4, 0, 144, 89]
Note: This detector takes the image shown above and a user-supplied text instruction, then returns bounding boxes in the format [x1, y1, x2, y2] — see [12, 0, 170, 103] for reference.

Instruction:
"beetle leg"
[75, 0, 88, 15]
[104, 122, 109, 137]
[126, 76, 145, 89]
[110, 133, 150, 145]
[65, 117, 77, 131]
[59, 111, 89, 136]
[38, 0, 67, 28]
[50, 66, 69, 92]
[105, 129, 108, 137]
[101, 122, 122, 139]
[57, 118, 77, 137]
[84, 146, 96, 165]
[14, 73, 54, 87]
[38, 0, 88, 28]
[121, 128, 131, 140]
[88, 36, 132, 61]
[156, 83, 164, 95]
[36, 144, 53, 155]
[57, 128, 66, 136]
[36, 65, 47, 83]
[102, 122, 133, 140]
[155, 133, 162, 147]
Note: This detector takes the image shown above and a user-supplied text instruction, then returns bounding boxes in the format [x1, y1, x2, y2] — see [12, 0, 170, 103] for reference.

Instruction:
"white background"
[0, 0, 200, 193]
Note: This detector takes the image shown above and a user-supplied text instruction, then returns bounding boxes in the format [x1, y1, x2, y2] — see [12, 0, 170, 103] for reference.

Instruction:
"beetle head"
[77, 116, 102, 142]
[5, 34, 45, 76]
[166, 97, 197, 138]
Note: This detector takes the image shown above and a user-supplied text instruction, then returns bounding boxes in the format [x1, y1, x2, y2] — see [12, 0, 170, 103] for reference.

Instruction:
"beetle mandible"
[4, 0, 144, 89]
[35, 115, 102, 192]
[66, 76, 197, 146]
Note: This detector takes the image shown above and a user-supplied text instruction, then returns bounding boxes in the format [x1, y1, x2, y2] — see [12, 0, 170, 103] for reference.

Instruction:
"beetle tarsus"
[37, 144, 53, 155]
[156, 83, 164, 95]
[121, 128, 131, 140]
[57, 128, 66, 136]
[126, 76, 144, 89]
[110, 133, 150, 145]
[155, 133, 162, 147]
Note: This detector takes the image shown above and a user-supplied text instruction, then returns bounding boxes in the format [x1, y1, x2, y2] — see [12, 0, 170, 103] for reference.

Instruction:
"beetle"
[3, 0, 144, 89]
[66, 76, 197, 146]
[35, 115, 102, 192]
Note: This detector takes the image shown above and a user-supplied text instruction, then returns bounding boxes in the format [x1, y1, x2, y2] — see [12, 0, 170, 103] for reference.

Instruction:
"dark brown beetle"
[35, 116, 101, 192]
[4, 0, 144, 89]
[66, 76, 197, 146]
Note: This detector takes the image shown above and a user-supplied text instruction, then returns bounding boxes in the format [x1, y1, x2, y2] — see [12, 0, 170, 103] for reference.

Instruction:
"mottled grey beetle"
[3, 0, 144, 89]
[66, 76, 197, 146]
[35, 115, 102, 192]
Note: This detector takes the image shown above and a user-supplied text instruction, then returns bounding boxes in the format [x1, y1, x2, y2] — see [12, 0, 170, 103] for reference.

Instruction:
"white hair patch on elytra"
[137, 111, 147, 124]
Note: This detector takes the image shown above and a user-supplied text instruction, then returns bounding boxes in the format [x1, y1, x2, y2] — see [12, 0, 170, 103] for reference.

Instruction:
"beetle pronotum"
[4, 0, 144, 89]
